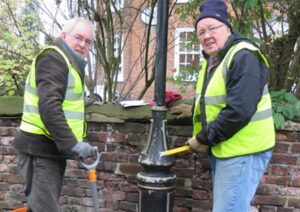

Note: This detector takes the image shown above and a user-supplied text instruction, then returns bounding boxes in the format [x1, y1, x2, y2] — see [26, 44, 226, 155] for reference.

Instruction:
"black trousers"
[17, 152, 66, 212]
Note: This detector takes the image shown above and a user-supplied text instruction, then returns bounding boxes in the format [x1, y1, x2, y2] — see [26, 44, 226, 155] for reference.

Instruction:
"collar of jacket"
[54, 38, 87, 79]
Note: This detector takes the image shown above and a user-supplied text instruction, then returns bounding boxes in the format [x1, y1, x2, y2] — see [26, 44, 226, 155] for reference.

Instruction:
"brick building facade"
[97, 0, 199, 102]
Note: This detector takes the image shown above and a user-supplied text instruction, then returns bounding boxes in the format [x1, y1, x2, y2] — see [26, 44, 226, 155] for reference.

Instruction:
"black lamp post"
[137, 0, 175, 211]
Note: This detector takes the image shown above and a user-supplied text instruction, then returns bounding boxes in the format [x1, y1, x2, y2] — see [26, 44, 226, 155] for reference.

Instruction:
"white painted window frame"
[175, 0, 190, 3]
[174, 27, 202, 81]
[114, 34, 123, 82]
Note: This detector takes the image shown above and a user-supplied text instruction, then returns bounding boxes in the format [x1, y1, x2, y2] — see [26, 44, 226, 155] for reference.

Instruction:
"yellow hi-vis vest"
[193, 41, 275, 158]
[20, 46, 86, 141]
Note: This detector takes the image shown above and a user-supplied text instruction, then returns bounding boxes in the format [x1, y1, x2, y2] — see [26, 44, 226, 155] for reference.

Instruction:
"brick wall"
[0, 117, 300, 212]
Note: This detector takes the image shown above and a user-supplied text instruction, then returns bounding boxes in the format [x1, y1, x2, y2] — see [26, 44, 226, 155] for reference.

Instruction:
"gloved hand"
[170, 103, 192, 119]
[72, 142, 97, 160]
[185, 136, 208, 153]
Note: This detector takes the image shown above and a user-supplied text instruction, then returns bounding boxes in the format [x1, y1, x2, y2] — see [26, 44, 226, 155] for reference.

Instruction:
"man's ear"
[60, 32, 66, 39]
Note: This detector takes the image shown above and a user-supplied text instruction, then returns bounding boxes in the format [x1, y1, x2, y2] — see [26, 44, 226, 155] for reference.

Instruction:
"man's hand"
[170, 103, 192, 119]
[72, 142, 97, 160]
[185, 136, 208, 153]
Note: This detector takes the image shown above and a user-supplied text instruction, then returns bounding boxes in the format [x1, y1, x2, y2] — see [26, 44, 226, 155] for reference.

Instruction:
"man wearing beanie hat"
[183, 0, 275, 211]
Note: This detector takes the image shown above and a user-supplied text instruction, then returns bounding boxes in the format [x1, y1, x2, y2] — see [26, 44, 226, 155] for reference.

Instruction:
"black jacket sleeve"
[36, 51, 78, 151]
[197, 49, 269, 146]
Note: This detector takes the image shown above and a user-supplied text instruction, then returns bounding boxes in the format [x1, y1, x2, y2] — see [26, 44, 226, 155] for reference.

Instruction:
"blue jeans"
[209, 150, 272, 212]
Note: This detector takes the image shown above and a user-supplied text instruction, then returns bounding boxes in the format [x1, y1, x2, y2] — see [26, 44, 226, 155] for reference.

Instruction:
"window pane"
[179, 42, 186, 52]
[179, 54, 186, 63]
[175, 28, 202, 81]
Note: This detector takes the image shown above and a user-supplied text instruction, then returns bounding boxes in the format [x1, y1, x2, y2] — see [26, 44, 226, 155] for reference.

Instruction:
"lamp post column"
[137, 0, 175, 212]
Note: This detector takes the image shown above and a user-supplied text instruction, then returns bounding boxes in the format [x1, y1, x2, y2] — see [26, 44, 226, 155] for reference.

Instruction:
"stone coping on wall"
[0, 96, 193, 125]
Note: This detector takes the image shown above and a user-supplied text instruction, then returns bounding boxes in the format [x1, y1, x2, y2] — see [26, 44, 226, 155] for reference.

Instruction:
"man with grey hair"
[13, 17, 97, 212]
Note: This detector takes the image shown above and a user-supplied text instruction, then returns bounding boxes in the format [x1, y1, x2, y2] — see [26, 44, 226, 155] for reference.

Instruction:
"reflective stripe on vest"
[193, 41, 275, 158]
[20, 46, 86, 141]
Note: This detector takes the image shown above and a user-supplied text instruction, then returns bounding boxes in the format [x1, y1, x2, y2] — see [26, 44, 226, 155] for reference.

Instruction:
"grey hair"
[61, 17, 95, 39]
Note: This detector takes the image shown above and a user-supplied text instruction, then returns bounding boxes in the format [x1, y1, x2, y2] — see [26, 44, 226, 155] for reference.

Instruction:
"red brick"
[175, 188, 193, 197]
[98, 132, 109, 141]
[63, 168, 86, 178]
[61, 187, 85, 197]
[90, 141, 106, 152]
[103, 161, 117, 172]
[0, 127, 8, 136]
[117, 153, 130, 162]
[0, 146, 17, 155]
[280, 187, 300, 196]
[192, 178, 212, 190]
[277, 208, 296, 212]
[101, 152, 129, 162]
[127, 133, 147, 145]
[172, 167, 194, 178]
[112, 133, 127, 142]
[175, 159, 189, 168]
[129, 155, 139, 163]
[275, 132, 288, 141]
[290, 166, 300, 175]
[270, 155, 298, 165]
[0, 192, 5, 200]
[98, 172, 124, 181]
[175, 197, 211, 210]
[101, 190, 126, 201]
[114, 123, 148, 134]
[126, 192, 139, 202]
[0, 183, 9, 191]
[273, 142, 290, 153]
[1, 136, 14, 145]
[256, 184, 279, 195]
[262, 176, 292, 186]
[173, 206, 190, 212]
[105, 181, 121, 191]
[119, 201, 137, 211]
[293, 177, 300, 186]
[254, 195, 287, 206]
[87, 132, 101, 142]
[0, 164, 8, 172]
[277, 131, 297, 142]
[115, 163, 143, 176]
[105, 200, 119, 209]
[259, 206, 277, 212]
[192, 190, 210, 200]
[101, 152, 118, 161]
[2, 174, 23, 184]
[119, 182, 139, 192]
[270, 165, 289, 176]
[291, 143, 300, 153]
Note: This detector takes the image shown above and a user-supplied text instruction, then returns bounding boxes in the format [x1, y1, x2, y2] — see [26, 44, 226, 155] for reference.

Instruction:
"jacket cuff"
[196, 126, 217, 146]
[196, 130, 208, 145]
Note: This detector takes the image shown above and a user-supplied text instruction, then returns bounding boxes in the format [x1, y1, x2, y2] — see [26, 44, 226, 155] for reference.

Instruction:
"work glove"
[170, 103, 192, 119]
[72, 142, 98, 160]
[185, 136, 208, 153]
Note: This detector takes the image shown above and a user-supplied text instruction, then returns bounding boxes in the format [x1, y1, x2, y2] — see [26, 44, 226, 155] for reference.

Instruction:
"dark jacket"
[13, 38, 86, 159]
[196, 32, 269, 146]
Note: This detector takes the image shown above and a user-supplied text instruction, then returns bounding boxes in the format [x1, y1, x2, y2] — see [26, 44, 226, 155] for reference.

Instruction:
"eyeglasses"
[69, 34, 92, 45]
[198, 24, 225, 38]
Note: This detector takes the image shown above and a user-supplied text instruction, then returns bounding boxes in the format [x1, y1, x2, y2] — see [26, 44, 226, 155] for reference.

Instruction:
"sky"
[38, 0, 69, 42]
